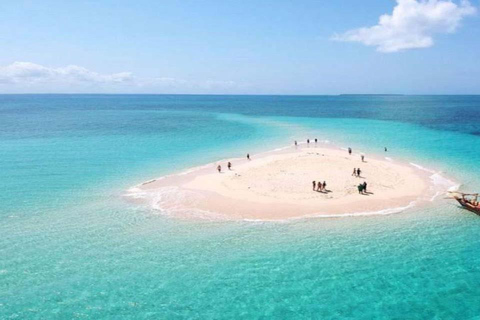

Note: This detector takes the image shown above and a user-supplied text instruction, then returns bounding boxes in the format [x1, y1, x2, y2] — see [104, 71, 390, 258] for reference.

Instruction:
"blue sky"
[0, 0, 479, 94]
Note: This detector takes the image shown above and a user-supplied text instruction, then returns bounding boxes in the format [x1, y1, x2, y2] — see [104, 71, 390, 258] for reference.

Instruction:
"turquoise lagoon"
[1, 95, 480, 319]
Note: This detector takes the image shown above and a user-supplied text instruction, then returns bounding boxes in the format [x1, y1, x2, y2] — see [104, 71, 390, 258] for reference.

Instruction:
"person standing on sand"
[348, 147, 352, 155]
[352, 168, 357, 176]
[228, 162, 232, 170]
[217, 165, 221, 173]
[322, 181, 327, 191]
[247, 153, 250, 160]
[317, 181, 322, 192]
[312, 181, 316, 191]
[361, 155, 365, 162]
[358, 184, 363, 194]
[357, 168, 361, 177]
[363, 181, 367, 193]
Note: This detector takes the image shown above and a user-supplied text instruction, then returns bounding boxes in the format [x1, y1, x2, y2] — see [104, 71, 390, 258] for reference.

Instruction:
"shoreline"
[126, 141, 460, 221]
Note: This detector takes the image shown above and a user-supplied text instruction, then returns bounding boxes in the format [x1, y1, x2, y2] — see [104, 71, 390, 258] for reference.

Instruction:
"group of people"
[295, 140, 384, 196]
[294, 138, 318, 146]
[348, 148, 365, 162]
[216, 154, 251, 173]
[312, 180, 327, 192]
[358, 181, 368, 194]
[352, 168, 362, 177]
[216, 140, 378, 197]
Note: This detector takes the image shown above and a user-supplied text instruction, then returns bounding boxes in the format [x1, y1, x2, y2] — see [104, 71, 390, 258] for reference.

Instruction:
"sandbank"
[126, 143, 455, 221]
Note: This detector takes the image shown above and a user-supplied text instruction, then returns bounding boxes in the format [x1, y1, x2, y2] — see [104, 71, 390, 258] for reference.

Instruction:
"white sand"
[131, 145, 436, 221]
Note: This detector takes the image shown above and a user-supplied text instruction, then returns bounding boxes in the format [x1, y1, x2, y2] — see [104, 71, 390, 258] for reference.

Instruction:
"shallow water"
[1, 95, 480, 319]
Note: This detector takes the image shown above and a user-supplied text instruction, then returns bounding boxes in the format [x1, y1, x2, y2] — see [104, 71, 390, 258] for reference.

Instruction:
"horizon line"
[1, 93, 480, 96]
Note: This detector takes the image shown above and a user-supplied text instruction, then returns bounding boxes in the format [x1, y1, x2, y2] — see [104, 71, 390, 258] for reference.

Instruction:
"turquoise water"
[1, 95, 480, 319]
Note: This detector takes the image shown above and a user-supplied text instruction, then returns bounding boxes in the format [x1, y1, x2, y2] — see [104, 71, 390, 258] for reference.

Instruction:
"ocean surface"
[1, 94, 480, 319]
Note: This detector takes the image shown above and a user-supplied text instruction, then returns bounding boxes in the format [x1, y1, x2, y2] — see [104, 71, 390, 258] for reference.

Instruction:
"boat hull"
[455, 198, 480, 216]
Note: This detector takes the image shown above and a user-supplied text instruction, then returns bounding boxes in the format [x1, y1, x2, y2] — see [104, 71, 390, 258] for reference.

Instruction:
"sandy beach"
[129, 144, 442, 221]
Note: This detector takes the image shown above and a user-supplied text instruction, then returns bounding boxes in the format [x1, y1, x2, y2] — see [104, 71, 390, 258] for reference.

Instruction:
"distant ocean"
[1, 95, 480, 319]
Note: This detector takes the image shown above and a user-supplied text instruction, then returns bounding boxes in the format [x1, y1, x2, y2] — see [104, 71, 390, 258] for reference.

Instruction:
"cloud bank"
[333, 0, 476, 52]
[0, 62, 242, 93]
[0, 62, 133, 85]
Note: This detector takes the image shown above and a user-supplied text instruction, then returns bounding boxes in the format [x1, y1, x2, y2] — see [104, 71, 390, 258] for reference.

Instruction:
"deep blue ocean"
[1, 95, 480, 319]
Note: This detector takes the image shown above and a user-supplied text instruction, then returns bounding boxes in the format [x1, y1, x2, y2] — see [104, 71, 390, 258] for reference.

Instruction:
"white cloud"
[0, 61, 133, 84]
[0, 61, 243, 93]
[332, 0, 476, 52]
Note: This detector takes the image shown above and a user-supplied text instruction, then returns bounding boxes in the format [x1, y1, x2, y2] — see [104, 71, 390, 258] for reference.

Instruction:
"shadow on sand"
[359, 191, 374, 196]
[316, 189, 332, 194]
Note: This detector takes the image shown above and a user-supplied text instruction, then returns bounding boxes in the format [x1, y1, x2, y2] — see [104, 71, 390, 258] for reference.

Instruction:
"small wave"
[134, 186, 229, 220]
[429, 173, 460, 199]
[153, 206, 228, 221]
[385, 157, 393, 162]
[149, 187, 192, 210]
[304, 201, 417, 219]
[407, 163, 460, 201]
[124, 187, 148, 199]
[178, 163, 212, 175]
[273, 146, 292, 151]
[430, 172, 458, 188]
[409, 162, 435, 173]
[241, 201, 418, 223]
[448, 184, 461, 192]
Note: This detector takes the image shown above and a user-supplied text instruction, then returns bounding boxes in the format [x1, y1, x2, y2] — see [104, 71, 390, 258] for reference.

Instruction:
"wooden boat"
[450, 192, 480, 216]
